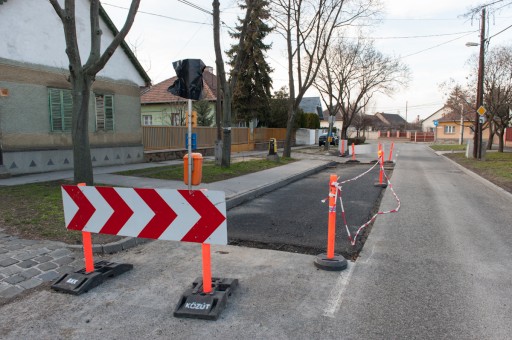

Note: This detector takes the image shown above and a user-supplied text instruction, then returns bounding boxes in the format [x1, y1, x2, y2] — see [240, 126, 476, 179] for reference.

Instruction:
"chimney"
[205, 66, 214, 74]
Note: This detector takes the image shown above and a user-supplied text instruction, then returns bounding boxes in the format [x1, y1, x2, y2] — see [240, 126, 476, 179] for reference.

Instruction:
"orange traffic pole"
[78, 183, 95, 273]
[327, 174, 337, 259]
[378, 150, 384, 184]
[388, 142, 394, 162]
[341, 139, 345, 155]
[202, 243, 212, 293]
[351, 143, 356, 161]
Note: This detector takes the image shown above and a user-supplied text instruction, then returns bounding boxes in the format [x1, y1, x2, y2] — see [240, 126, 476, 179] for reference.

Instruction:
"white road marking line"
[323, 262, 356, 318]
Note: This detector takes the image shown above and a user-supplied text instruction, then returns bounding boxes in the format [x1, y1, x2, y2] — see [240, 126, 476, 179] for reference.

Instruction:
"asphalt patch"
[227, 163, 391, 260]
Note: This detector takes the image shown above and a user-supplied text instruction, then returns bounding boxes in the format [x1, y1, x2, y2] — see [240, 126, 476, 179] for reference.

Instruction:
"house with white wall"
[0, 0, 151, 175]
[422, 106, 451, 132]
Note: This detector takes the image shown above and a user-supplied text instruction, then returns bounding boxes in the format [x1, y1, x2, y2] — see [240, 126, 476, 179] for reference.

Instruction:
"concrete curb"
[68, 160, 335, 254]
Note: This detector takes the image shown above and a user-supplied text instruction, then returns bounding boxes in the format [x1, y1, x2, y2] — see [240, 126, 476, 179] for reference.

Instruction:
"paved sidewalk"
[0, 229, 84, 299]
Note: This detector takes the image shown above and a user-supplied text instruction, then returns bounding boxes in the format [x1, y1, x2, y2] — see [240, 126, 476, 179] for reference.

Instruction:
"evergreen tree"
[227, 0, 273, 125]
[193, 100, 214, 126]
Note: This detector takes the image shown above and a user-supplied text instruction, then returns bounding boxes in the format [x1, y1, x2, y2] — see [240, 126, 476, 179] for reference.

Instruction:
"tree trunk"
[283, 102, 295, 158]
[498, 129, 505, 152]
[221, 91, 232, 167]
[487, 122, 494, 150]
[341, 126, 349, 140]
[71, 75, 93, 185]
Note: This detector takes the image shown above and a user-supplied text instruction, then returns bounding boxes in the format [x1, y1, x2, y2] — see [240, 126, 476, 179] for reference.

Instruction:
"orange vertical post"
[351, 143, 356, 161]
[202, 243, 212, 293]
[378, 150, 384, 184]
[388, 142, 394, 162]
[78, 183, 95, 273]
[327, 174, 337, 259]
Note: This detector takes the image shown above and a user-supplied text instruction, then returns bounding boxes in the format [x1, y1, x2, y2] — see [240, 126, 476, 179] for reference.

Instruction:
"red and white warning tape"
[323, 161, 401, 246]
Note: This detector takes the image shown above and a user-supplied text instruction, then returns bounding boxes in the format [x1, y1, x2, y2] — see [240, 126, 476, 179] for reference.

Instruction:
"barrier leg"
[374, 150, 388, 188]
[82, 231, 95, 273]
[202, 243, 212, 294]
[314, 174, 347, 271]
[388, 142, 394, 162]
[76, 183, 95, 273]
[174, 242, 239, 320]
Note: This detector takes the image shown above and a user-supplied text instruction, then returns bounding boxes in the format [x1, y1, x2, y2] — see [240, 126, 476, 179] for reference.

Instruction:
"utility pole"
[213, 0, 231, 167]
[460, 103, 464, 145]
[474, 8, 485, 159]
[405, 101, 408, 131]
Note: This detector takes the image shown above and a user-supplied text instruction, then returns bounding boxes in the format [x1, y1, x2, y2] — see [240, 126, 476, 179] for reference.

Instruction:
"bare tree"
[314, 37, 409, 139]
[483, 45, 512, 152]
[49, 0, 141, 184]
[270, 0, 379, 157]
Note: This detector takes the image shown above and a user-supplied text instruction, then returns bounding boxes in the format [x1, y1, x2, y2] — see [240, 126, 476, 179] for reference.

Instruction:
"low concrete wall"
[351, 144, 378, 156]
[3, 145, 144, 175]
[295, 129, 318, 145]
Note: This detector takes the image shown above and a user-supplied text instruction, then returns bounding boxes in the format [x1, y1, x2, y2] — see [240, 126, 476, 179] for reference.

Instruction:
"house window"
[95, 94, 114, 131]
[48, 88, 73, 132]
[444, 125, 455, 134]
[143, 115, 153, 125]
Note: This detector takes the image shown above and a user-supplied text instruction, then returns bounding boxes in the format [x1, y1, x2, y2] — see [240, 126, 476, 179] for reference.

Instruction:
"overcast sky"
[103, 0, 512, 121]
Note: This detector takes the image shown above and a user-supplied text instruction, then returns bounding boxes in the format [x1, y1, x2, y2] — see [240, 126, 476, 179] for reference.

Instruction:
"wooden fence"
[142, 126, 291, 152]
[410, 132, 435, 142]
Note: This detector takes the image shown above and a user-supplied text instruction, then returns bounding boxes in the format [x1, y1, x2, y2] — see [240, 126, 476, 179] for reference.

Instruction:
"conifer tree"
[227, 0, 273, 125]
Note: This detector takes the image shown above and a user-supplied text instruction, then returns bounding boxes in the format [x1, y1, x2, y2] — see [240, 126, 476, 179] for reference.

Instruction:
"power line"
[176, 0, 212, 15]
[359, 30, 478, 40]
[488, 23, 512, 39]
[102, 2, 210, 25]
[401, 31, 477, 59]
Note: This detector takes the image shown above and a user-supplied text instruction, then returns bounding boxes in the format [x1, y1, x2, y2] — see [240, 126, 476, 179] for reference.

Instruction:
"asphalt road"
[227, 163, 386, 258]
[335, 143, 512, 339]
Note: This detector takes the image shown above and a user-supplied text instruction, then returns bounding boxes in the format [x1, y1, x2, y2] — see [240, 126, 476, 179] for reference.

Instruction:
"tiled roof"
[299, 97, 323, 117]
[141, 70, 217, 104]
[376, 112, 406, 126]
[322, 109, 343, 121]
[438, 110, 473, 122]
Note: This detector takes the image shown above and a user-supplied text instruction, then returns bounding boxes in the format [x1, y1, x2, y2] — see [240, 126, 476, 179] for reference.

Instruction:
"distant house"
[0, 1, 151, 175]
[422, 106, 451, 132]
[299, 97, 324, 120]
[321, 109, 344, 131]
[435, 110, 474, 143]
[141, 67, 217, 126]
[371, 112, 407, 132]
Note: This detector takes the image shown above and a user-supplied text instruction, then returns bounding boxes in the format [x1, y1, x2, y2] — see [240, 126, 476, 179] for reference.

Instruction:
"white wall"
[422, 107, 450, 132]
[295, 128, 318, 145]
[0, 0, 145, 86]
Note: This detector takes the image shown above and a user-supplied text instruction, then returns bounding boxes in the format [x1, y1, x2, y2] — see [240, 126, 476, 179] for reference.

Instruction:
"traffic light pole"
[188, 98, 192, 191]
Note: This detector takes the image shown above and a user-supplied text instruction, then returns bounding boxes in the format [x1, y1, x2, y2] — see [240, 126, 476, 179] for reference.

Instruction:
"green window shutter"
[48, 88, 72, 132]
[62, 90, 73, 131]
[95, 94, 114, 131]
[104, 95, 114, 131]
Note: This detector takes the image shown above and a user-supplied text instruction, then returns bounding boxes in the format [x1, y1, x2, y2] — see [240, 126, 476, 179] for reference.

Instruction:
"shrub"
[347, 137, 366, 145]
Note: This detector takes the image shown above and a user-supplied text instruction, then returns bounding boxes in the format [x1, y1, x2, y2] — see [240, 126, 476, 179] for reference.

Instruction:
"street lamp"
[466, 8, 486, 160]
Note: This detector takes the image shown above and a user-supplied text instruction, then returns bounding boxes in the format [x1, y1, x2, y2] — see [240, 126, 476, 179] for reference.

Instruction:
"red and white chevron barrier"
[61, 185, 227, 245]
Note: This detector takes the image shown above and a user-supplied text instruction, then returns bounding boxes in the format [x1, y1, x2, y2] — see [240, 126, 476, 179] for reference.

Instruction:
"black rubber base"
[346, 159, 360, 163]
[51, 261, 133, 295]
[374, 182, 388, 188]
[174, 277, 238, 320]
[314, 253, 348, 271]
